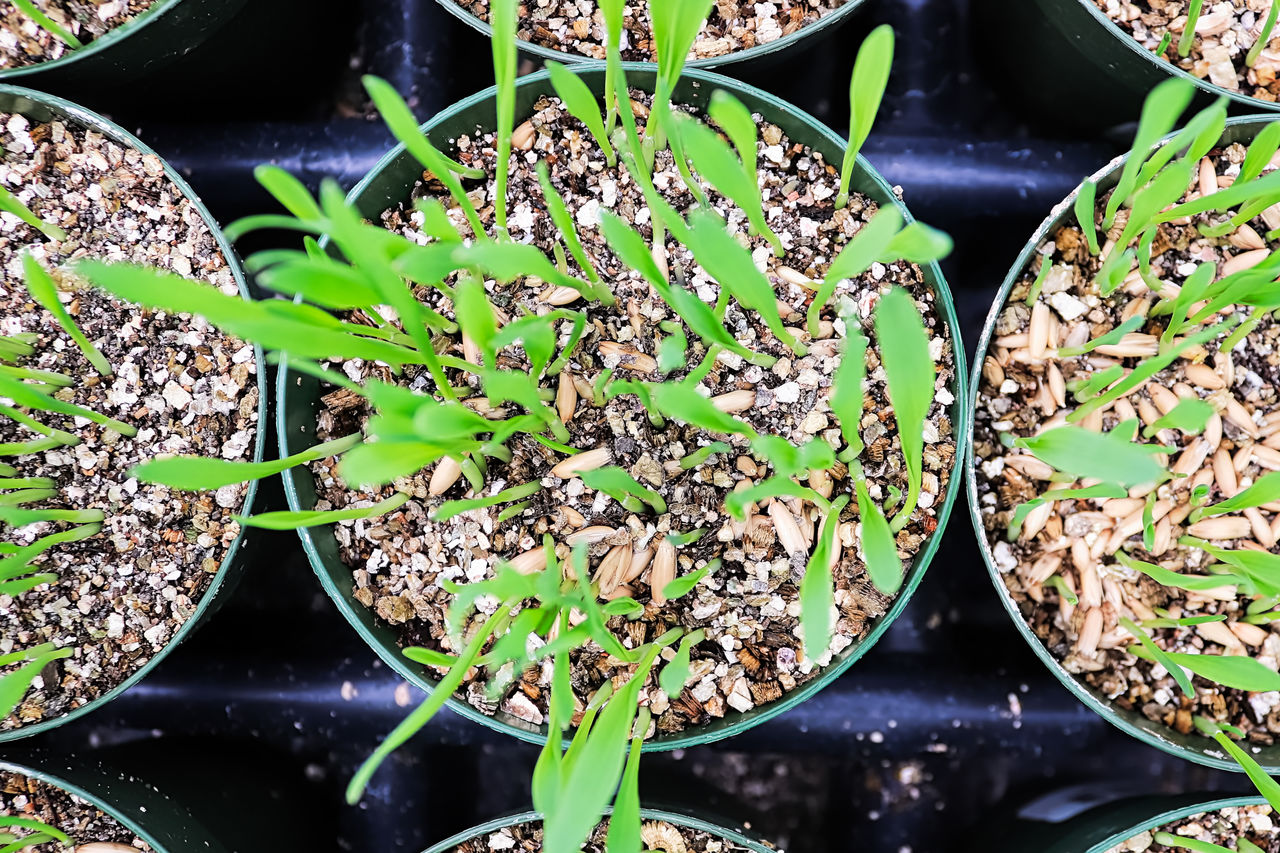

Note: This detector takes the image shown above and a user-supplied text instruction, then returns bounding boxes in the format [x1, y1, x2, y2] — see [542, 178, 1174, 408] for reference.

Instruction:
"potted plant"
[0, 0, 248, 85]
[432, 0, 868, 70]
[990, 795, 1275, 852]
[0, 83, 264, 739]
[0, 753, 230, 851]
[79, 1, 966, 846]
[969, 78, 1280, 810]
[421, 809, 778, 853]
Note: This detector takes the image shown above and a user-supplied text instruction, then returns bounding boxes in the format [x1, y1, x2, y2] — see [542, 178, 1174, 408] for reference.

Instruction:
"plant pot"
[0, 752, 230, 852]
[420, 808, 777, 853]
[279, 64, 968, 751]
[986, 794, 1266, 853]
[0, 83, 265, 740]
[977, 0, 1280, 131]
[965, 115, 1280, 774]
[431, 0, 867, 71]
[0, 0, 249, 87]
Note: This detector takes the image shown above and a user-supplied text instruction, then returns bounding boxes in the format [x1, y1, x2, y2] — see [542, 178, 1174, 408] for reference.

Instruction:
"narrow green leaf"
[650, 382, 754, 436]
[0, 185, 65, 241]
[855, 478, 901, 595]
[662, 561, 716, 600]
[581, 466, 667, 514]
[9, 0, 82, 48]
[873, 287, 935, 529]
[237, 491, 410, 530]
[1075, 180, 1100, 255]
[1142, 398, 1215, 438]
[432, 480, 544, 522]
[1013, 425, 1166, 488]
[547, 61, 614, 164]
[22, 254, 111, 376]
[1199, 471, 1280, 519]
[1121, 616, 1195, 697]
[839, 24, 894, 208]
[1105, 78, 1195, 227]
[134, 433, 361, 490]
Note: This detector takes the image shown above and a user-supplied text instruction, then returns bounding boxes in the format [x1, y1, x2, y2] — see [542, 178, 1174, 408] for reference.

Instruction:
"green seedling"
[1180, 0, 1205, 57]
[838, 23, 893, 209]
[0, 816, 71, 852]
[10, 0, 82, 50]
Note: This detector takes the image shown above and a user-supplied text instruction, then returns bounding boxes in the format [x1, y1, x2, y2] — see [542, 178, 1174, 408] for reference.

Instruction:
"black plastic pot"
[420, 808, 777, 853]
[431, 0, 867, 72]
[987, 794, 1265, 852]
[0, 0, 249, 88]
[278, 63, 968, 752]
[0, 753, 229, 852]
[0, 84, 265, 740]
[965, 115, 1280, 773]
[978, 0, 1280, 131]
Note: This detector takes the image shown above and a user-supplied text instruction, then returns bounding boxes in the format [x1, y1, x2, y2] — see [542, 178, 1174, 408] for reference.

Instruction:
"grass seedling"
[0, 816, 71, 851]
[838, 23, 893, 209]
[1250, 1, 1280, 67]
[78, 17, 954, 852]
[1180, 0, 1205, 57]
[9, 0, 82, 50]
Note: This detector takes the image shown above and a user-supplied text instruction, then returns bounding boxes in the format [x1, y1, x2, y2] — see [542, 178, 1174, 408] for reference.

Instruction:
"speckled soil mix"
[0, 0, 152, 70]
[0, 771, 151, 850]
[0, 112, 257, 729]
[454, 0, 847, 61]
[310, 91, 957, 734]
[974, 142, 1280, 744]
[1109, 804, 1279, 852]
[449, 818, 769, 852]
[1095, 0, 1280, 102]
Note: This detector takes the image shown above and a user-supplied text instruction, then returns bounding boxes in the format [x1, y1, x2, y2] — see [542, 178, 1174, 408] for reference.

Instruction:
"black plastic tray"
[18, 0, 1265, 850]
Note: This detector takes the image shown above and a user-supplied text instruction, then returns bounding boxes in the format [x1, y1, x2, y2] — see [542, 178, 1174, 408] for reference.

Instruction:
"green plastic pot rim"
[1067, 0, 1280, 113]
[0, 0, 184, 81]
[1080, 796, 1268, 853]
[965, 113, 1280, 775]
[0, 758, 174, 852]
[430, 0, 867, 69]
[419, 807, 776, 853]
[282, 61, 968, 752]
[0, 83, 265, 742]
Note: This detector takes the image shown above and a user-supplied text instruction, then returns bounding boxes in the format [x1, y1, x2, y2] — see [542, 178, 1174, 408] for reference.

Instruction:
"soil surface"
[974, 142, 1280, 746]
[0, 0, 151, 70]
[310, 90, 957, 735]
[0, 771, 151, 850]
[0, 112, 257, 730]
[1111, 803, 1279, 851]
[449, 818, 769, 852]
[1094, 0, 1280, 102]
[453, 0, 848, 61]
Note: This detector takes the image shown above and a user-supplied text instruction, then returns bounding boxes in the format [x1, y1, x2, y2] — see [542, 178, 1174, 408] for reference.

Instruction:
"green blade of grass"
[22, 254, 111, 376]
[855, 477, 901, 595]
[873, 287, 935, 530]
[133, 433, 361, 490]
[838, 24, 894, 208]
[0, 185, 65, 241]
[1012, 425, 1166, 488]
[236, 491, 410, 530]
[10, 0, 82, 48]
[1104, 78, 1195, 227]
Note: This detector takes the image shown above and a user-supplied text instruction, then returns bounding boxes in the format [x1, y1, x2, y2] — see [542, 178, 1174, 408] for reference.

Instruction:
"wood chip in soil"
[974, 142, 1280, 745]
[309, 90, 957, 735]
[1094, 0, 1280, 102]
[453, 0, 848, 60]
[0, 770, 151, 850]
[0, 110, 258, 730]
[1, 1, 151, 70]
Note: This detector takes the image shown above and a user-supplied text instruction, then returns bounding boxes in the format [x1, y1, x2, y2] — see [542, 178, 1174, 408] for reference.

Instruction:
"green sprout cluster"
[0, 188, 128, 721]
[78, 2, 953, 849]
[0, 815, 71, 851]
[1003, 77, 1280, 813]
